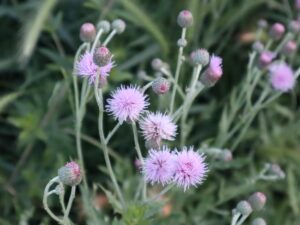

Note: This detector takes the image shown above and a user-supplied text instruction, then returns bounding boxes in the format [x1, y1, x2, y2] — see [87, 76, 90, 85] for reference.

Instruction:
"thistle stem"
[231, 212, 241, 225]
[170, 28, 186, 114]
[91, 29, 104, 53]
[63, 186, 76, 225]
[131, 122, 147, 200]
[105, 121, 122, 144]
[94, 73, 125, 207]
[43, 176, 62, 224]
[103, 29, 117, 46]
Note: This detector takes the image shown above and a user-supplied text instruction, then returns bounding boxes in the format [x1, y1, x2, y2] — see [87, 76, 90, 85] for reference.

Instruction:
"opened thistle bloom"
[106, 85, 149, 122]
[143, 147, 176, 185]
[74, 51, 114, 84]
[140, 112, 177, 146]
[269, 62, 295, 92]
[201, 55, 223, 86]
[173, 147, 208, 191]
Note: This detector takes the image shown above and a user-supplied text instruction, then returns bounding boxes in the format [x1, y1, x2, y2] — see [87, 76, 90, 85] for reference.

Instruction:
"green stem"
[91, 29, 104, 53]
[105, 121, 122, 144]
[63, 186, 76, 225]
[151, 183, 175, 202]
[94, 74, 125, 207]
[131, 122, 147, 200]
[170, 28, 186, 114]
[103, 29, 117, 46]
[231, 212, 241, 225]
[43, 177, 62, 224]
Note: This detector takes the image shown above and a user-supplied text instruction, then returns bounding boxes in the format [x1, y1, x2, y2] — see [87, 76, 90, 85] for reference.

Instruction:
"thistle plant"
[42, 6, 299, 225]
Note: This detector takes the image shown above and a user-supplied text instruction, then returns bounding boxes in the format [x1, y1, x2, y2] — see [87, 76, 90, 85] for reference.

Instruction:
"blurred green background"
[1, 0, 300, 224]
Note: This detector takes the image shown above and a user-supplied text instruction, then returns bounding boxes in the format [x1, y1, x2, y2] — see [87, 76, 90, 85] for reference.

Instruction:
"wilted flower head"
[173, 147, 208, 191]
[74, 52, 114, 84]
[58, 161, 82, 186]
[269, 62, 295, 92]
[143, 147, 176, 185]
[106, 85, 149, 122]
[201, 55, 223, 87]
[140, 112, 177, 146]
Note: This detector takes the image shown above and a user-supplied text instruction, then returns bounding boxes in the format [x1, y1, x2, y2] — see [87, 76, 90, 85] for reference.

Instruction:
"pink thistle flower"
[269, 62, 295, 92]
[74, 52, 114, 84]
[140, 112, 177, 146]
[201, 55, 223, 87]
[173, 147, 208, 191]
[106, 85, 149, 122]
[143, 147, 176, 185]
[259, 51, 276, 68]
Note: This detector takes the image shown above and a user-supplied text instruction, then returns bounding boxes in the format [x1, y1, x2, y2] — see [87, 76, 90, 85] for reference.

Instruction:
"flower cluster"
[143, 146, 208, 191]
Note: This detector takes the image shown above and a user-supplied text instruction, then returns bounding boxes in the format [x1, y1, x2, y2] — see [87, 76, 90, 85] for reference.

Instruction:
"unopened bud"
[152, 77, 170, 95]
[177, 10, 193, 28]
[112, 19, 126, 34]
[269, 23, 285, 40]
[258, 19, 268, 29]
[151, 58, 164, 71]
[269, 163, 285, 179]
[252, 218, 267, 225]
[258, 51, 276, 68]
[289, 20, 300, 33]
[93, 47, 112, 67]
[218, 149, 232, 162]
[190, 49, 210, 66]
[58, 162, 82, 186]
[236, 200, 253, 216]
[80, 23, 96, 43]
[97, 20, 111, 33]
[252, 41, 264, 53]
[248, 192, 266, 211]
[145, 138, 160, 150]
[281, 40, 297, 55]
[177, 38, 187, 47]
[55, 184, 65, 195]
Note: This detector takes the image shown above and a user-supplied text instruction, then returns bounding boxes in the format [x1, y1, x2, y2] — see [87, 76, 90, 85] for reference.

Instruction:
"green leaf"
[0, 92, 21, 113]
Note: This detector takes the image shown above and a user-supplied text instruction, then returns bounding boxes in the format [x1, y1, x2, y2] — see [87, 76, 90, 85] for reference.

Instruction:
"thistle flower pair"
[143, 146, 208, 191]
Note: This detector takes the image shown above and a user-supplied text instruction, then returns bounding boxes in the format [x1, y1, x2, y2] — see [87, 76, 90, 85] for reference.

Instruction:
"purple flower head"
[173, 147, 208, 191]
[74, 52, 114, 84]
[201, 55, 223, 87]
[259, 51, 276, 68]
[269, 62, 295, 92]
[143, 147, 176, 185]
[140, 112, 177, 146]
[106, 85, 149, 122]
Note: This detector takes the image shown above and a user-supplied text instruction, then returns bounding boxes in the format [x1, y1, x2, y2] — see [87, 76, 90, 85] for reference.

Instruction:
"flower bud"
[177, 38, 187, 47]
[80, 23, 96, 43]
[54, 184, 65, 195]
[269, 23, 285, 40]
[177, 10, 193, 28]
[236, 200, 253, 216]
[281, 40, 297, 55]
[112, 19, 126, 33]
[258, 19, 268, 29]
[258, 51, 276, 68]
[200, 55, 223, 87]
[289, 20, 300, 33]
[145, 138, 160, 150]
[218, 149, 232, 162]
[252, 218, 266, 225]
[248, 192, 266, 211]
[151, 58, 164, 71]
[58, 162, 82, 186]
[93, 47, 112, 67]
[190, 49, 210, 66]
[97, 20, 111, 33]
[252, 41, 264, 53]
[269, 163, 285, 179]
[152, 77, 170, 95]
